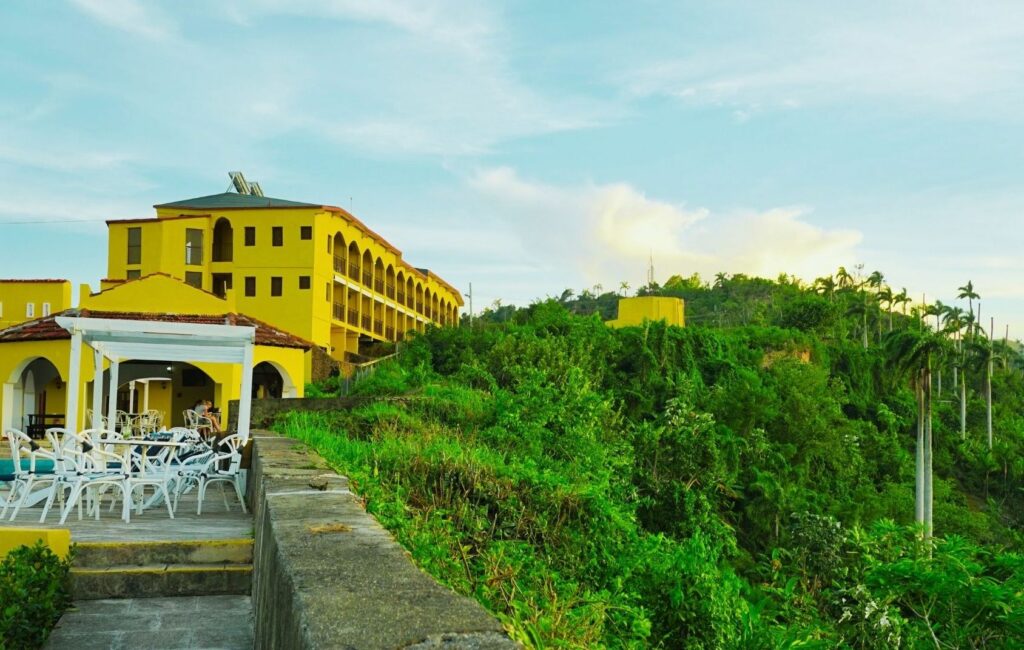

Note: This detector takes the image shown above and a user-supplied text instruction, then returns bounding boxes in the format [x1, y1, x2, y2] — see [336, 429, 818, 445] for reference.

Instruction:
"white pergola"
[56, 317, 256, 439]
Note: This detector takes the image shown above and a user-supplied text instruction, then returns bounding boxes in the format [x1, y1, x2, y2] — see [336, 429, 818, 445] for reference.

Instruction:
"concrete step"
[74, 539, 253, 568]
[72, 563, 253, 600]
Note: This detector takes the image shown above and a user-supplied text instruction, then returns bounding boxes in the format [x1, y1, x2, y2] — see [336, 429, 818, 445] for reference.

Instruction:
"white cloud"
[68, 0, 176, 41]
[469, 167, 863, 289]
[624, 2, 1024, 116]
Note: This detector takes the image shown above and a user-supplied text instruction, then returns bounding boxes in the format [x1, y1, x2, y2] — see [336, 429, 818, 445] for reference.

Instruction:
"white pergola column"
[143, 382, 150, 412]
[65, 331, 82, 433]
[237, 342, 254, 439]
[128, 381, 136, 413]
[1, 382, 15, 433]
[106, 359, 119, 428]
[92, 347, 104, 429]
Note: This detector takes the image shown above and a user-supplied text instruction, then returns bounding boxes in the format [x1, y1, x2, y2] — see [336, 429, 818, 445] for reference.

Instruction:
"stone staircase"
[71, 538, 253, 600]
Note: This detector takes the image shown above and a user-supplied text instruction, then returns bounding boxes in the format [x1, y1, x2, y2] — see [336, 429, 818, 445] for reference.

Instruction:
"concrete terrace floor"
[4, 487, 253, 541]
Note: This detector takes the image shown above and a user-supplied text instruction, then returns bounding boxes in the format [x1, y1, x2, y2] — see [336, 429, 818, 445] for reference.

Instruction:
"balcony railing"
[361, 315, 371, 331]
[385, 326, 395, 340]
[333, 255, 346, 274]
[373, 320, 383, 336]
[362, 270, 372, 286]
[374, 278, 384, 294]
[386, 283, 395, 299]
[416, 301, 424, 313]
[348, 262, 360, 281]
[333, 303, 344, 321]
[348, 309, 358, 326]
[397, 290, 406, 304]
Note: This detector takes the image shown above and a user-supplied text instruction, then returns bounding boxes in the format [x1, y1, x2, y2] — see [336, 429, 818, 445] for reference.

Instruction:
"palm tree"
[619, 281, 630, 297]
[895, 288, 911, 318]
[814, 275, 837, 302]
[886, 329, 949, 540]
[878, 285, 894, 335]
[958, 281, 980, 335]
[943, 307, 966, 391]
[836, 266, 855, 290]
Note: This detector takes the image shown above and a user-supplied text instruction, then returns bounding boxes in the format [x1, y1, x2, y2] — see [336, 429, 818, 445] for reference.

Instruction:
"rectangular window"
[272, 227, 283, 247]
[300, 226, 312, 240]
[42, 302, 51, 316]
[271, 276, 283, 296]
[327, 235, 332, 253]
[185, 271, 203, 289]
[25, 303, 35, 318]
[326, 283, 330, 301]
[245, 276, 256, 297]
[244, 227, 256, 246]
[185, 228, 203, 265]
[299, 276, 311, 290]
[126, 269, 141, 280]
[127, 227, 142, 264]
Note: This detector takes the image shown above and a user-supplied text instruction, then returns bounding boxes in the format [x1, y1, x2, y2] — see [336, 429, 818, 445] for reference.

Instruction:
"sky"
[1, 1, 1023, 333]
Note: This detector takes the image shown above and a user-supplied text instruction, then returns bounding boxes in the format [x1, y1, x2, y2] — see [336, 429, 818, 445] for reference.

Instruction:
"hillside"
[281, 271, 1024, 648]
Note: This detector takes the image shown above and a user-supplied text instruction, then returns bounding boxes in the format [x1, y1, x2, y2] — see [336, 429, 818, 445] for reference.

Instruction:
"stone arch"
[333, 233, 347, 274]
[4, 356, 63, 434]
[373, 257, 385, 293]
[361, 250, 373, 286]
[252, 360, 298, 399]
[212, 218, 233, 262]
[348, 241, 360, 281]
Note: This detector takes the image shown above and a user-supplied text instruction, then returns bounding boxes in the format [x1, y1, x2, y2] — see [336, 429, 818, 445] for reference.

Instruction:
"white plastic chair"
[2, 429, 58, 521]
[193, 434, 247, 515]
[41, 429, 127, 524]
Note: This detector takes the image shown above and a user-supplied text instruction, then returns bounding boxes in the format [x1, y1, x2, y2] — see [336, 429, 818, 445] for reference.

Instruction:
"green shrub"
[0, 542, 73, 650]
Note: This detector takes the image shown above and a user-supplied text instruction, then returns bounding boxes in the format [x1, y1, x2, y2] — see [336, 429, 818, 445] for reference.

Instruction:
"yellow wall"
[0, 281, 71, 329]
[0, 528, 71, 560]
[106, 201, 463, 363]
[607, 296, 685, 328]
[0, 339, 99, 434]
[81, 273, 234, 314]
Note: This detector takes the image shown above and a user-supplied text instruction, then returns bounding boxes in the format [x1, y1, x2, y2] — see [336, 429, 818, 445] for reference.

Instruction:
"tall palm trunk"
[987, 316, 994, 450]
[862, 295, 869, 349]
[924, 363, 934, 541]
[961, 368, 967, 440]
[915, 373, 925, 528]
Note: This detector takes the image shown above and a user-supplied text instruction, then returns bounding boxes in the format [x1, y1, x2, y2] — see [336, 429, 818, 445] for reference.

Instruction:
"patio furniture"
[103, 438, 182, 522]
[26, 414, 64, 440]
[41, 429, 128, 525]
[2, 429, 58, 521]
[191, 433, 247, 516]
[183, 409, 214, 437]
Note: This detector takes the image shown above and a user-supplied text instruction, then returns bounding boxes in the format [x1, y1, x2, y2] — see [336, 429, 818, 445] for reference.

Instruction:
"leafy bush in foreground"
[0, 542, 73, 650]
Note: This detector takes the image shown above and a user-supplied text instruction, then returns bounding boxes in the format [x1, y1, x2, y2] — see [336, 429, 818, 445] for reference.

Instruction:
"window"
[244, 227, 256, 246]
[271, 276, 283, 296]
[300, 226, 312, 240]
[185, 271, 203, 289]
[272, 227, 283, 246]
[126, 269, 141, 280]
[25, 303, 35, 318]
[185, 229, 203, 265]
[127, 227, 142, 264]
[299, 276, 311, 290]
[42, 302, 51, 316]
[245, 276, 256, 297]
[326, 283, 330, 301]
[327, 235, 332, 253]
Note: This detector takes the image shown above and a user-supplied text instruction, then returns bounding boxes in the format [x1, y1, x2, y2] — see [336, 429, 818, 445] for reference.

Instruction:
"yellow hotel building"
[0, 180, 462, 433]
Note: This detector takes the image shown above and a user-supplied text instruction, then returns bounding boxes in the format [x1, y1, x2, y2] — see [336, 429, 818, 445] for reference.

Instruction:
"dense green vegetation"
[0, 542, 73, 650]
[282, 270, 1024, 647]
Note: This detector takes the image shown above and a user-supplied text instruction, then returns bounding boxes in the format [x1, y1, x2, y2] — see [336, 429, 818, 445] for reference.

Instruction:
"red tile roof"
[0, 309, 313, 350]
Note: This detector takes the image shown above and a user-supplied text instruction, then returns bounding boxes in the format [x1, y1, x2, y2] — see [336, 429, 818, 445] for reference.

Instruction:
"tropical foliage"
[280, 270, 1024, 648]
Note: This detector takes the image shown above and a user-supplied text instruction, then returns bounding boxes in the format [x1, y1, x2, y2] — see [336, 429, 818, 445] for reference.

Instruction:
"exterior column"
[237, 342, 255, 440]
[1, 382, 14, 433]
[106, 359, 119, 429]
[128, 381, 136, 413]
[143, 382, 150, 412]
[92, 347, 103, 429]
[65, 331, 82, 433]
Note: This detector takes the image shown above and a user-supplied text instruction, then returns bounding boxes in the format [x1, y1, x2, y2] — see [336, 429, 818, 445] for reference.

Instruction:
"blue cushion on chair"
[0, 459, 55, 476]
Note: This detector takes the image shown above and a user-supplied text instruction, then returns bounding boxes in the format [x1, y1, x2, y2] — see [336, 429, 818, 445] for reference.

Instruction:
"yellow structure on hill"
[0, 175, 462, 433]
[606, 296, 685, 328]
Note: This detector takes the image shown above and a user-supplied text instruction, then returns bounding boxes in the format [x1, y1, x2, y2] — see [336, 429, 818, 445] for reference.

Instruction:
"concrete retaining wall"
[248, 430, 519, 649]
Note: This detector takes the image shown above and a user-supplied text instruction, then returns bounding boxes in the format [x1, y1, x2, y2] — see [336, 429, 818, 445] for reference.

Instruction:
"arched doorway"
[252, 361, 297, 399]
[212, 218, 233, 262]
[6, 357, 63, 435]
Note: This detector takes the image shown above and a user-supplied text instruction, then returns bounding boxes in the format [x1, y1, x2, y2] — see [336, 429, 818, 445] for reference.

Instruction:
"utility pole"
[464, 283, 474, 327]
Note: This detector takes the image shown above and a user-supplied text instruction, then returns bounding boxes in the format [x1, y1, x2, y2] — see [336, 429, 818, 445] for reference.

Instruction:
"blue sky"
[2, 1, 1023, 333]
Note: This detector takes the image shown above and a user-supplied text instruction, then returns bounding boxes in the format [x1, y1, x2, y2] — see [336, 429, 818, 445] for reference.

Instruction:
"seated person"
[194, 400, 222, 433]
